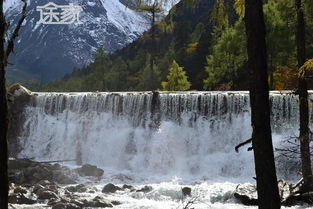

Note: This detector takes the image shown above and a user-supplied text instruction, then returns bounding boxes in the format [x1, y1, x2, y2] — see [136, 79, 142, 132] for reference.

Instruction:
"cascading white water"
[15, 91, 313, 182]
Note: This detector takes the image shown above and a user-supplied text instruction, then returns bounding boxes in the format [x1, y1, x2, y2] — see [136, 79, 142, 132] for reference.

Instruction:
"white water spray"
[15, 91, 313, 182]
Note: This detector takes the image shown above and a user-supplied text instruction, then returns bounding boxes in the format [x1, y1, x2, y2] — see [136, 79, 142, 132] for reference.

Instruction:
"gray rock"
[122, 184, 134, 190]
[76, 164, 104, 177]
[66, 184, 87, 193]
[52, 202, 80, 209]
[102, 183, 121, 193]
[33, 184, 45, 194]
[234, 184, 258, 206]
[37, 188, 59, 200]
[37, 180, 53, 186]
[83, 197, 113, 208]
[13, 186, 28, 194]
[136, 185, 153, 193]
[8, 193, 37, 204]
[52, 170, 77, 185]
[182, 187, 191, 197]
[112, 200, 122, 205]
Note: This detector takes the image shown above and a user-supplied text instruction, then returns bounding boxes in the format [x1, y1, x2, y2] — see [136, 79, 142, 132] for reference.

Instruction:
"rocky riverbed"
[8, 159, 313, 209]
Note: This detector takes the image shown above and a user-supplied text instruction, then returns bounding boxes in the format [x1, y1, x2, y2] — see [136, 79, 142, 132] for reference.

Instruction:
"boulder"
[76, 164, 104, 177]
[33, 184, 45, 194]
[136, 185, 153, 193]
[9, 159, 77, 185]
[37, 188, 59, 200]
[111, 200, 122, 205]
[102, 183, 121, 193]
[52, 202, 80, 209]
[83, 196, 113, 208]
[182, 187, 191, 197]
[8, 193, 37, 204]
[283, 192, 313, 206]
[13, 186, 28, 194]
[235, 180, 295, 206]
[122, 184, 134, 190]
[52, 170, 77, 184]
[66, 184, 87, 193]
[38, 180, 53, 186]
[234, 184, 258, 206]
[69, 199, 84, 207]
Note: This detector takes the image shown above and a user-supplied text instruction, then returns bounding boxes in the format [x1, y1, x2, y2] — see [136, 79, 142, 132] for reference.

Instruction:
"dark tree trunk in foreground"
[295, 0, 313, 190]
[244, 0, 281, 208]
[0, 1, 27, 208]
[0, 0, 9, 208]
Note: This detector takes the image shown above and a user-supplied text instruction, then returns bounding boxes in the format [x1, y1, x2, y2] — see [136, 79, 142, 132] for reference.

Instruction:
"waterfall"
[12, 91, 313, 182]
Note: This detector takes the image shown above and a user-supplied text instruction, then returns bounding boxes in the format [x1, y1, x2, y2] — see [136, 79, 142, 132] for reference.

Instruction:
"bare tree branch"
[5, 0, 27, 66]
[235, 138, 252, 153]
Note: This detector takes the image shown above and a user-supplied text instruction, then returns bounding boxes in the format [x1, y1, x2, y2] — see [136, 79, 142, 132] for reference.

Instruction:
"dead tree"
[0, 1, 27, 208]
[244, 0, 281, 208]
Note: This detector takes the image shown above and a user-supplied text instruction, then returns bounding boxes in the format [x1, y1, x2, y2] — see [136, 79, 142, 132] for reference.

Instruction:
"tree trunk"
[0, 0, 9, 208]
[295, 0, 313, 190]
[150, 5, 156, 84]
[244, 0, 281, 208]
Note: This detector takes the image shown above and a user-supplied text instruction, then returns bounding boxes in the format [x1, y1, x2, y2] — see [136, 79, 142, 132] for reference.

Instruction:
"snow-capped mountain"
[4, 0, 158, 82]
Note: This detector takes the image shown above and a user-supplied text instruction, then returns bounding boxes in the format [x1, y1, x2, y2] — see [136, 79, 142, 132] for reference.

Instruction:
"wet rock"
[235, 180, 295, 206]
[122, 184, 134, 190]
[111, 200, 122, 205]
[37, 188, 59, 200]
[9, 159, 77, 185]
[102, 183, 121, 193]
[182, 187, 191, 197]
[7, 85, 32, 157]
[8, 193, 37, 204]
[83, 197, 113, 208]
[76, 164, 104, 177]
[47, 198, 62, 206]
[283, 192, 313, 206]
[69, 199, 84, 207]
[33, 166, 53, 181]
[234, 184, 258, 206]
[112, 174, 133, 182]
[136, 185, 153, 193]
[52, 202, 80, 209]
[38, 180, 53, 186]
[33, 184, 45, 194]
[66, 184, 87, 193]
[13, 186, 28, 194]
[52, 170, 77, 184]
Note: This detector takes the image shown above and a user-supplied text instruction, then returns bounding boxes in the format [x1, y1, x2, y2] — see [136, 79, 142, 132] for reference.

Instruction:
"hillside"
[39, 0, 219, 91]
[5, 0, 150, 82]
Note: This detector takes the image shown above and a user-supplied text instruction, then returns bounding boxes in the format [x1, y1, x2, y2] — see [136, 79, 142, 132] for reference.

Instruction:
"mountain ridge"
[5, 0, 151, 82]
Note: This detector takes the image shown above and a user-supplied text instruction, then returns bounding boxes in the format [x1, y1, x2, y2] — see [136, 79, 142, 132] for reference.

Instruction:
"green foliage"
[137, 54, 161, 90]
[40, 0, 313, 92]
[211, 0, 229, 29]
[204, 20, 247, 90]
[299, 59, 313, 78]
[189, 23, 205, 43]
[234, 0, 245, 18]
[264, 0, 296, 69]
[162, 60, 191, 91]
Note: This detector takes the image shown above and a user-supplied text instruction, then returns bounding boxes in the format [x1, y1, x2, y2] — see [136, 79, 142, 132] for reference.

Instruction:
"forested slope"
[34, 0, 313, 91]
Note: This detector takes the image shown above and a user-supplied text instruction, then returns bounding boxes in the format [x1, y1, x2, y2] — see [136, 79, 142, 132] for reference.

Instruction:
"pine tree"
[162, 60, 191, 91]
[138, 54, 161, 90]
